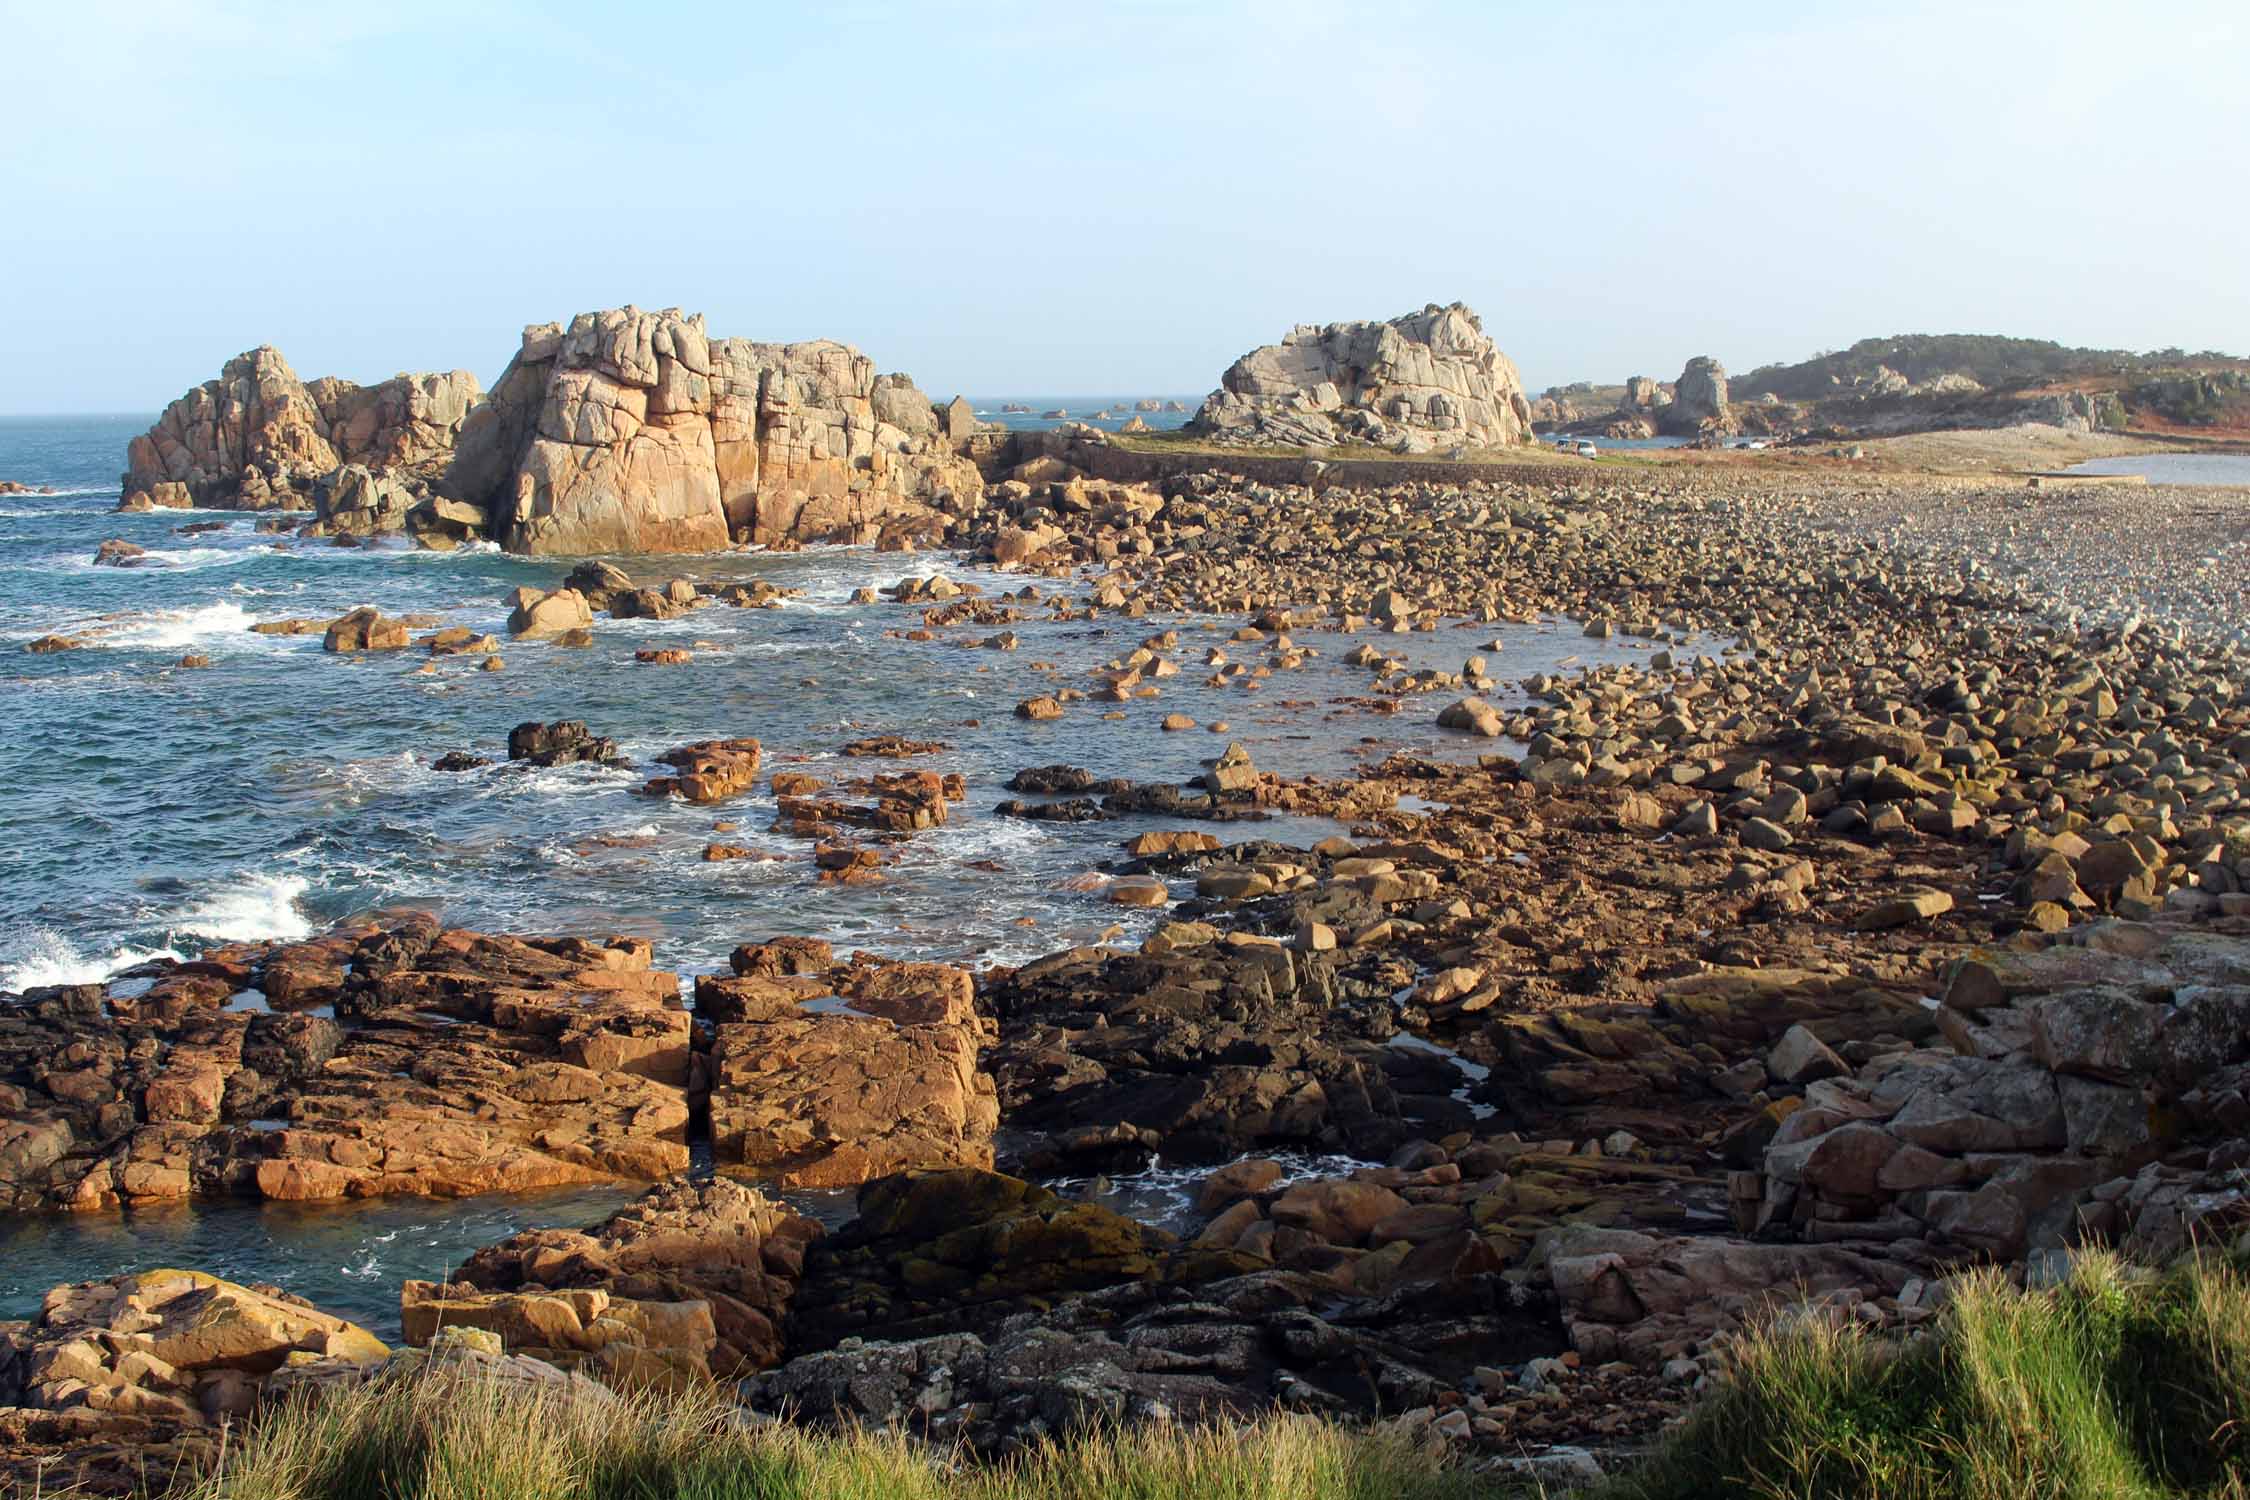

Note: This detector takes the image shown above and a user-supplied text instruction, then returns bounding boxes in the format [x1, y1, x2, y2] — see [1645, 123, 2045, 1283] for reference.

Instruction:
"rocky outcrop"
[1188, 303, 1534, 453]
[783, 1169, 1231, 1350]
[396, 1282, 719, 1392]
[701, 950, 997, 1188]
[1743, 923, 2250, 1261]
[308, 465, 488, 545]
[1550, 1229, 1930, 1366]
[640, 739, 763, 804]
[1620, 376, 1669, 412]
[754, 1164, 1562, 1447]
[0, 1268, 387, 1483]
[753, 1266, 1558, 1446]
[441, 306, 982, 554]
[1658, 357, 1732, 437]
[121, 347, 479, 511]
[0, 918, 692, 1212]
[983, 917, 1475, 1175]
[450, 1176, 820, 1376]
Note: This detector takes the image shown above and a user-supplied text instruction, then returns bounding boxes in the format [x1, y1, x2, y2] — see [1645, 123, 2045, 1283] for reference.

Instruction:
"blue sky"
[4, 0, 2245, 411]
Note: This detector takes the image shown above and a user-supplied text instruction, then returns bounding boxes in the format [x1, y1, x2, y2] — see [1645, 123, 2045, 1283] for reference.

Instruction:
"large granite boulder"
[0, 1268, 386, 1434]
[1188, 302, 1533, 452]
[442, 306, 982, 554]
[122, 346, 479, 510]
[703, 953, 997, 1188]
[1659, 356, 1733, 436]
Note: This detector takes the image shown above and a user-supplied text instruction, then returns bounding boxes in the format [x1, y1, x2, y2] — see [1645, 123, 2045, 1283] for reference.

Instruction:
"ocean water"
[2065, 452, 2250, 485]
[0, 412, 1661, 1331]
[973, 396, 1199, 434]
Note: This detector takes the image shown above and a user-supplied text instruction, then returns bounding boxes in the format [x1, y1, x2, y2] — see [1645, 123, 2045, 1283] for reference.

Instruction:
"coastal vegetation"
[172, 1247, 2250, 1500]
[1737, 334, 2250, 403]
[1606, 1248, 2250, 1500]
[179, 1378, 1510, 1500]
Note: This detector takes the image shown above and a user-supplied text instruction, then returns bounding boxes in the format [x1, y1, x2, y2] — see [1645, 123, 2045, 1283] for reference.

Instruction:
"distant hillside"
[1737, 334, 2246, 402]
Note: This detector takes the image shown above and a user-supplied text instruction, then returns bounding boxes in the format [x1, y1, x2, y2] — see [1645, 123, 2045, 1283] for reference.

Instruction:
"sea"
[2064, 453, 2250, 485]
[972, 397, 1198, 434]
[0, 410, 1655, 1334]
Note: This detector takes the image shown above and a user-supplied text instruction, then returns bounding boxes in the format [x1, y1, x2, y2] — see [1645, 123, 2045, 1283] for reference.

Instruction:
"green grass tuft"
[1597, 1248, 2250, 1500]
[180, 1368, 1519, 1500]
[176, 1249, 2250, 1500]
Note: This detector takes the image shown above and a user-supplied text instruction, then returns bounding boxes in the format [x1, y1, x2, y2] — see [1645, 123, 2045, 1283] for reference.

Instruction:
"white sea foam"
[0, 931, 185, 992]
[154, 545, 278, 572]
[394, 540, 501, 559]
[107, 600, 260, 650]
[0, 487, 117, 507]
[168, 873, 315, 944]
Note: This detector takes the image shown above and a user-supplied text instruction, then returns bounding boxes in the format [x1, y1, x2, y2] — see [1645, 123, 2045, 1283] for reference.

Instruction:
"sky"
[3, 0, 2246, 413]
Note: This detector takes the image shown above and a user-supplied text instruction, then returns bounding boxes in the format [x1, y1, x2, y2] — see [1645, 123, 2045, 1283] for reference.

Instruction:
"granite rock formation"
[450, 1176, 821, 1376]
[0, 1268, 388, 1489]
[1659, 356, 1733, 436]
[0, 918, 691, 1211]
[1188, 303, 1534, 453]
[441, 307, 982, 554]
[1620, 375, 1670, 411]
[700, 946, 998, 1188]
[121, 348, 479, 511]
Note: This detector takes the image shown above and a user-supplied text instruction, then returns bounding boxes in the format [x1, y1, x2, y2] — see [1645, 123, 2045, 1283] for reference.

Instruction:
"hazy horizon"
[6, 0, 2245, 415]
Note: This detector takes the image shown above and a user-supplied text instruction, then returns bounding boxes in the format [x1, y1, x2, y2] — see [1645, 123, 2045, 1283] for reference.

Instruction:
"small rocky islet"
[4, 302, 2248, 1493]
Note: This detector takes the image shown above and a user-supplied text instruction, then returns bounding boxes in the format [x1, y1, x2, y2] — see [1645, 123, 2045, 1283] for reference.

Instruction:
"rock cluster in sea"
[115, 307, 984, 555]
[121, 346, 479, 516]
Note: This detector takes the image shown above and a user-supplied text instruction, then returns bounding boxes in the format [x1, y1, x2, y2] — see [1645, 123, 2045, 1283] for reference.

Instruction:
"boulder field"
[10, 458, 2249, 1485]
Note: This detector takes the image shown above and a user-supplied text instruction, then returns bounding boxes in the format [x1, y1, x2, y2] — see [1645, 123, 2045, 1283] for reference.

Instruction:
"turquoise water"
[2065, 453, 2250, 485]
[0, 412, 1655, 1329]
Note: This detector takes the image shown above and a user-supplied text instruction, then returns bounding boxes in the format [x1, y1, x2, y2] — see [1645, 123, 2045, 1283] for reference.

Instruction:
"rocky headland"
[10, 410, 2250, 1491]
[1538, 334, 2250, 449]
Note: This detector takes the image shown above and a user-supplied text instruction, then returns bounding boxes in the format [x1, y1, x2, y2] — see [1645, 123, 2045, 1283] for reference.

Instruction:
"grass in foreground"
[180, 1248, 2250, 1500]
[1600, 1248, 2250, 1500]
[181, 1373, 1514, 1500]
